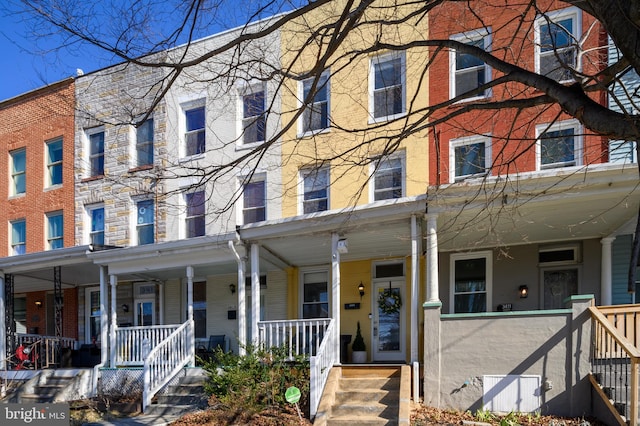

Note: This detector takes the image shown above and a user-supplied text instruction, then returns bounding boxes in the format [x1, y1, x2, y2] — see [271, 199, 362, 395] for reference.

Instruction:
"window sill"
[449, 93, 492, 105]
[8, 193, 26, 199]
[128, 165, 154, 173]
[44, 184, 63, 192]
[368, 111, 407, 125]
[297, 127, 331, 139]
[81, 175, 105, 183]
[236, 141, 265, 151]
[179, 154, 205, 163]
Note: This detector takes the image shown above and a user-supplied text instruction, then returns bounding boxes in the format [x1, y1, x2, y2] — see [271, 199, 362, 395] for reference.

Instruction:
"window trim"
[45, 138, 63, 188]
[534, 7, 582, 82]
[237, 83, 267, 149]
[181, 100, 206, 159]
[369, 152, 406, 202]
[449, 135, 492, 182]
[449, 28, 492, 101]
[237, 173, 267, 225]
[10, 219, 26, 256]
[535, 119, 583, 170]
[299, 268, 331, 319]
[46, 211, 64, 250]
[85, 126, 105, 178]
[184, 190, 206, 238]
[368, 52, 406, 123]
[449, 251, 493, 314]
[298, 167, 330, 215]
[85, 204, 105, 247]
[298, 72, 331, 136]
[134, 199, 155, 245]
[135, 118, 154, 168]
[10, 148, 26, 196]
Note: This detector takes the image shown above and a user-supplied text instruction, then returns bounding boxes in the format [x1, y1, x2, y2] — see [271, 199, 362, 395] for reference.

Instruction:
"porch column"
[186, 266, 195, 367]
[99, 266, 108, 365]
[0, 274, 5, 370]
[251, 244, 260, 344]
[331, 233, 341, 364]
[601, 237, 615, 306]
[158, 281, 164, 325]
[425, 213, 440, 302]
[109, 274, 117, 368]
[410, 215, 420, 363]
[229, 240, 247, 356]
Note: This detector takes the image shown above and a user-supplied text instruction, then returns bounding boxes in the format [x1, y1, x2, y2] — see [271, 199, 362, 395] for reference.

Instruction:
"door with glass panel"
[372, 280, 405, 362]
[134, 299, 155, 326]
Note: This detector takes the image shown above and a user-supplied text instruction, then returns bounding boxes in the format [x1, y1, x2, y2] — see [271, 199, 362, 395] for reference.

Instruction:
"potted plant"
[351, 321, 367, 363]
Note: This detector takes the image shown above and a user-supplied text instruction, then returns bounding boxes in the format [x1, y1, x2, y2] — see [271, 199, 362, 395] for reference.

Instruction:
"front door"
[372, 280, 405, 362]
[134, 299, 155, 326]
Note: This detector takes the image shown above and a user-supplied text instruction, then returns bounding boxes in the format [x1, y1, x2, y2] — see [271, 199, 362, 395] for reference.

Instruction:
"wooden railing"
[115, 324, 180, 366]
[258, 318, 332, 359]
[16, 334, 76, 369]
[142, 320, 194, 412]
[309, 319, 337, 418]
[590, 306, 640, 426]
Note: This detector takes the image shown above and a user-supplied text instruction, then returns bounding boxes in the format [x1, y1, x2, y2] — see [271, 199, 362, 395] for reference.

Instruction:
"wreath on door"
[378, 282, 402, 314]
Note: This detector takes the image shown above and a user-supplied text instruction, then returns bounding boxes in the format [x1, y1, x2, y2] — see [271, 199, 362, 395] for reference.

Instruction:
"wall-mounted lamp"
[121, 304, 129, 313]
[519, 285, 529, 299]
[337, 238, 349, 254]
[34, 300, 43, 308]
[358, 282, 365, 299]
[229, 283, 236, 294]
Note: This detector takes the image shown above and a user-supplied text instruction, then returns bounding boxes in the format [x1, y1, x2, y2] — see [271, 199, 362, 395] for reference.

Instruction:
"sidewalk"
[82, 413, 182, 426]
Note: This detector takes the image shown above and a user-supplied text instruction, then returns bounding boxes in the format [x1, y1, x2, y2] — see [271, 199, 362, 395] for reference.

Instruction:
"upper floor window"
[450, 29, 491, 99]
[450, 136, 491, 182]
[184, 105, 206, 156]
[242, 179, 266, 224]
[300, 73, 329, 134]
[185, 191, 205, 238]
[301, 168, 329, 214]
[46, 138, 63, 187]
[242, 89, 266, 145]
[88, 206, 105, 246]
[10, 148, 26, 196]
[450, 251, 492, 314]
[535, 8, 581, 82]
[370, 53, 405, 121]
[536, 120, 582, 170]
[372, 154, 404, 201]
[11, 219, 26, 255]
[136, 200, 154, 245]
[47, 212, 63, 250]
[86, 128, 105, 177]
[136, 119, 154, 167]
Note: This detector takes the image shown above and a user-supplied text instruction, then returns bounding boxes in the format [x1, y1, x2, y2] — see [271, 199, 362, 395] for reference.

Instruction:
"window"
[370, 53, 405, 120]
[136, 119, 154, 167]
[242, 90, 266, 144]
[535, 8, 581, 82]
[193, 281, 206, 339]
[185, 105, 205, 156]
[536, 120, 582, 170]
[242, 179, 266, 224]
[136, 200, 154, 245]
[542, 268, 579, 309]
[609, 140, 637, 164]
[46, 139, 63, 187]
[47, 212, 63, 250]
[10, 148, 26, 196]
[450, 29, 491, 99]
[301, 168, 329, 214]
[88, 206, 105, 246]
[302, 271, 329, 319]
[87, 129, 105, 177]
[86, 288, 101, 344]
[11, 219, 26, 255]
[450, 136, 491, 181]
[450, 251, 492, 313]
[185, 191, 205, 238]
[300, 73, 329, 133]
[372, 155, 404, 201]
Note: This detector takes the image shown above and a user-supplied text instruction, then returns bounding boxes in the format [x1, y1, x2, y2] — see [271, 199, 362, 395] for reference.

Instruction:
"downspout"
[229, 238, 247, 356]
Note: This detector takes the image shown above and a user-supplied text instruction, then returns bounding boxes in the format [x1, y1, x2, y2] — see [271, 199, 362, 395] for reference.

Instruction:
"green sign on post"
[285, 386, 301, 404]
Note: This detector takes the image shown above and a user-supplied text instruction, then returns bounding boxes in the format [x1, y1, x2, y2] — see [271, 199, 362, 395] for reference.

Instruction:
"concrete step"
[334, 389, 399, 405]
[156, 394, 206, 405]
[326, 417, 397, 426]
[330, 401, 398, 418]
[339, 377, 399, 392]
[144, 403, 196, 417]
[165, 383, 205, 395]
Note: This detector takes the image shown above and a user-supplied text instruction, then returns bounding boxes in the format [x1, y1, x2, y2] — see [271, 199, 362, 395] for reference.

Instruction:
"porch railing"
[258, 318, 332, 358]
[115, 324, 180, 366]
[142, 320, 194, 412]
[309, 319, 337, 418]
[16, 334, 76, 369]
[589, 306, 640, 425]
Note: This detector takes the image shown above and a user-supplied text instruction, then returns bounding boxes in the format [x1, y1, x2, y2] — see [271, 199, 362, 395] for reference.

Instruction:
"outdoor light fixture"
[358, 282, 365, 298]
[519, 285, 529, 299]
[121, 304, 129, 313]
[229, 283, 236, 294]
[34, 300, 43, 308]
[337, 238, 349, 254]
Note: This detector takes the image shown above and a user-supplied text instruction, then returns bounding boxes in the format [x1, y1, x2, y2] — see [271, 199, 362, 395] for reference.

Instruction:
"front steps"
[3, 369, 92, 403]
[144, 368, 208, 416]
[314, 365, 410, 426]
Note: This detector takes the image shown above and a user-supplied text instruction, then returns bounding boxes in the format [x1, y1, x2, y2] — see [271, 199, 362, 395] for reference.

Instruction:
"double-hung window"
[47, 212, 64, 250]
[301, 168, 329, 214]
[185, 105, 206, 156]
[450, 29, 491, 99]
[372, 155, 404, 201]
[185, 191, 206, 238]
[242, 89, 266, 144]
[11, 219, 26, 255]
[88, 206, 105, 246]
[300, 73, 329, 134]
[136, 200, 154, 245]
[370, 53, 405, 121]
[87, 128, 105, 177]
[536, 120, 582, 170]
[450, 251, 492, 313]
[10, 148, 26, 196]
[46, 139, 63, 187]
[450, 136, 491, 181]
[302, 271, 329, 319]
[136, 119, 154, 167]
[242, 179, 266, 224]
[535, 8, 581, 82]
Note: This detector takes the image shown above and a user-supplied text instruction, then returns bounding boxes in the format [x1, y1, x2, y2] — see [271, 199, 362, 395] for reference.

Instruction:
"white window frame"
[85, 286, 101, 344]
[184, 190, 206, 238]
[46, 211, 64, 250]
[180, 99, 206, 159]
[45, 138, 63, 188]
[299, 268, 331, 319]
[85, 126, 105, 178]
[449, 251, 493, 314]
[237, 83, 267, 148]
[135, 118, 154, 168]
[237, 173, 267, 225]
[10, 148, 26, 196]
[133, 198, 155, 246]
[369, 52, 406, 123]
[298, 167, 330, 215]
[85, 204, 105, 246]
[535, 119, 583, 170]
[298, 71, 330, 136]
[449, 135, 492, 182]
[10, 219, 26, 256]
[449, 28, 492, 101]
[369, 152, 405, 202]
[534, 7, 582, 82]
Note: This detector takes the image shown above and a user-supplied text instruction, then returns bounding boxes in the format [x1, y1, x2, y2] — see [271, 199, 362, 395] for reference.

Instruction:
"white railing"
[16, 334, 76, 369]
[309, 319, 337, 418]
[258, 318, 332, 358]
[142, 320, 194, 412]
[115, 324, 180, 366]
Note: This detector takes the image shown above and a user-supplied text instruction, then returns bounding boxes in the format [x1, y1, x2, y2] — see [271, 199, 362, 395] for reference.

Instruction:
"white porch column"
[601, 237, 615, 306]
[410, 215, 420, 363]
[331, 233, 341, 364]
[109, 274, 117, 367]
[99, 266, 108, 365]
[229, 241, 247, 356]
[0, 273, 5, 370]
[251, 244, 260, 344]
[426, 213, 440, 303]
[186, 266, 195, 366]
[158, 281, 164, 325]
